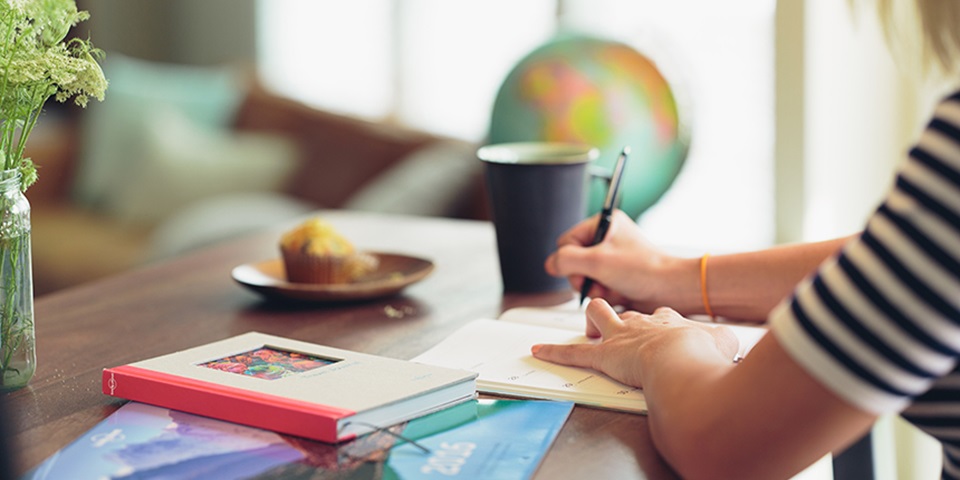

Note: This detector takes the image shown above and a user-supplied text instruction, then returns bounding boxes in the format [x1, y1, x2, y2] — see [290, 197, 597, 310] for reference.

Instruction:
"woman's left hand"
[531, 298, 740, 388]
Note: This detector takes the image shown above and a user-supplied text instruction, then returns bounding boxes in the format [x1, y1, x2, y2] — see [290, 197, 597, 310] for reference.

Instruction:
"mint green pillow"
[73, 53, 244, 209]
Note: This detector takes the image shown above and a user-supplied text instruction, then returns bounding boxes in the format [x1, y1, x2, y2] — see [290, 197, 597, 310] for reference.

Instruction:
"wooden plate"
[231, 252, 434, 302]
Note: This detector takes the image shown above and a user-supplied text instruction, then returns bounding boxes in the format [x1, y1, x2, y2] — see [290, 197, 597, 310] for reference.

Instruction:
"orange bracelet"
[700, 253, 716, 321]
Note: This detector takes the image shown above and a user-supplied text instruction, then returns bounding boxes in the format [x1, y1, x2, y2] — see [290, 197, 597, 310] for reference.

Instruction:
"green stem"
[14, 85, 46, 164]
[1, 113, 15, 171]
[0, 235, 19, 374]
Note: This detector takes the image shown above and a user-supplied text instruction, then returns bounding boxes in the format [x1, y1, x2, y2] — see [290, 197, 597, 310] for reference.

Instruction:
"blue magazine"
[25, 399, 573, 479]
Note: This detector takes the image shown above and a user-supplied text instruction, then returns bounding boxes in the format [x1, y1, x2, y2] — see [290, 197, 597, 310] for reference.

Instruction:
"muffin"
[279, 218, 378, 284]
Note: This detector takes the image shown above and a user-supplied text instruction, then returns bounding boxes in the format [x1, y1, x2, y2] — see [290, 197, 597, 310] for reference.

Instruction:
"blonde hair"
[867, 0, 960, 75]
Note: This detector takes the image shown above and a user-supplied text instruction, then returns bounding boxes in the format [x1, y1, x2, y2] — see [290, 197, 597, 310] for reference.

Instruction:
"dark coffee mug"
[478, 142, 599, 293]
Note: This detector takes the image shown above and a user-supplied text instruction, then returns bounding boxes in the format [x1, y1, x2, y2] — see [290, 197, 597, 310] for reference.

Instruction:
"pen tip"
[622, 146, 631, 155]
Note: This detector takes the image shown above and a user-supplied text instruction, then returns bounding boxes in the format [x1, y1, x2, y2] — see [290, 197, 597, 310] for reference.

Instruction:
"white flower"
[0, 0, 106, 190]
[5, 0, 27, 12]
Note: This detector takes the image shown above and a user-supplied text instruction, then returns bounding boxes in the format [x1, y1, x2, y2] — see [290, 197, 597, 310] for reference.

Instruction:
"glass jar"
[0, 169, 34, 390]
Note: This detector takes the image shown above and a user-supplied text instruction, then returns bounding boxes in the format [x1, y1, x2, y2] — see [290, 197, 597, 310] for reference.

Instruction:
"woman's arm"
[545, 210, 853, 321]
[532, 300, 876, 479]
[696, 236, 852, 321]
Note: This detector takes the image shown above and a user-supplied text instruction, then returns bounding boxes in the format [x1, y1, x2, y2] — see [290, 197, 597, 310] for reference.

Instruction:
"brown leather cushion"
[232, 84, 435, 208]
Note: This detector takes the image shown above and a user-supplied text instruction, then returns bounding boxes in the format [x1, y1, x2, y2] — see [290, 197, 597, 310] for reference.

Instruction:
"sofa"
[25, 56, 487, 295]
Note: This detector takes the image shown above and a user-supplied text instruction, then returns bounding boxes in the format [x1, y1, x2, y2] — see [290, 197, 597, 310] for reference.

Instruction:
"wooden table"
[6, 210, 678, 479]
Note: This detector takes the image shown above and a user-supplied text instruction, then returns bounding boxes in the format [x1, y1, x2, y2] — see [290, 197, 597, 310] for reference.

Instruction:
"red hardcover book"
[102, 332, 477, 443]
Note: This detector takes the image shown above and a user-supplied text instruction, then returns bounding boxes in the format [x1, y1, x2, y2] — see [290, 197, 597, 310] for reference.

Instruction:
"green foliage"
[0, 0, 107, 190]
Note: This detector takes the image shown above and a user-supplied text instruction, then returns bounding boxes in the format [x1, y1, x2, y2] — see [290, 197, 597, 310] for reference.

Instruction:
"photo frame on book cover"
[198, 345, 342, 381]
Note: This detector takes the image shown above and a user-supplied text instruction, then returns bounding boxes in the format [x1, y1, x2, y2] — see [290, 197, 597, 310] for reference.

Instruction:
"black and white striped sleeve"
[768, 90, 960, 414]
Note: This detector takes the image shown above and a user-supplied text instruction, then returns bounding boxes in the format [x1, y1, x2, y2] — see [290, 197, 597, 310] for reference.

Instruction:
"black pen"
[579, 146, 629, 307]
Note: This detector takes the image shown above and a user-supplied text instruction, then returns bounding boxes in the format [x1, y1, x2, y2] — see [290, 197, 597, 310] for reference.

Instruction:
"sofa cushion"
[233, 84, 436, 208]
[343, 140, 481, 217]
[103, 106, 300, 226]
[73, 54, 245, 210]
[147, 192, 315, 261]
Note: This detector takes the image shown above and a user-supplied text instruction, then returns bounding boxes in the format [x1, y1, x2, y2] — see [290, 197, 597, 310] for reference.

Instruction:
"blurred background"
[38, 0, 774, 291]
[27, 2, 951, 476]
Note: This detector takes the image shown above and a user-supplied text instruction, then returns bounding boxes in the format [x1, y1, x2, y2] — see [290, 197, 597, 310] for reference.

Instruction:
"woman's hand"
[544, 209, 699, 312]
[533, 299, 876, 480]
[531, 298, 740, 388]
[547, 210, 855, 321]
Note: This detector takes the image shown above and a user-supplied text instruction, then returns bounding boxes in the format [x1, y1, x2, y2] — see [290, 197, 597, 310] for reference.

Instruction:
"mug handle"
[589, 164, 613, 185]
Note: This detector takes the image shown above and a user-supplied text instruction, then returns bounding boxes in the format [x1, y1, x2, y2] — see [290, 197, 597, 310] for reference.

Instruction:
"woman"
[532, 1, 960, 478]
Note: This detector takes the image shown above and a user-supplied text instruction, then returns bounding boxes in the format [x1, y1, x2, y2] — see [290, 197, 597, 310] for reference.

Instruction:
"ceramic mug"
[478, 142, 600, 293]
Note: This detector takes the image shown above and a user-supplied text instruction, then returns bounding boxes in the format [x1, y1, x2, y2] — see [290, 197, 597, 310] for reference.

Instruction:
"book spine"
[102, 365, 358, 443]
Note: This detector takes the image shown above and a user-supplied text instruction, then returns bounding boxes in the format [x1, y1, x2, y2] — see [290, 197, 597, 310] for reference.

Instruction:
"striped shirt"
[769, 89, 960, 479]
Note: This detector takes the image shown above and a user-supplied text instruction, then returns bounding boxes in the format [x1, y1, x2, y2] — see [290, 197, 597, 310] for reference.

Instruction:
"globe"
[488, 33, 689, 219]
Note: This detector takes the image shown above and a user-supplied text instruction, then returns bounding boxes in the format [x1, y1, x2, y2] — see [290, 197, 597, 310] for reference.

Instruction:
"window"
[257, 1, 394, 118]
[257, 0, 776, 252]
[558, 0, 776, 252]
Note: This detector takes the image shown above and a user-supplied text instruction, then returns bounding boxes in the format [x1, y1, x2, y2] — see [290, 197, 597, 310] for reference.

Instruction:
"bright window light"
[256, 0, 393, 119]
[563, 0, 777, 251]
[396, 0, 556, 140]
[256, 0, 775, 251]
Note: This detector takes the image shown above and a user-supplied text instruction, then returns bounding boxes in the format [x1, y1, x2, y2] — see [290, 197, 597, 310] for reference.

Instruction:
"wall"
[76, 0, 256, 65]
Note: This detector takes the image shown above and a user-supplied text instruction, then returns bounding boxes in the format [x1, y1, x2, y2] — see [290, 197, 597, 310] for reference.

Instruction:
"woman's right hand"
[544, 209, 700, 313]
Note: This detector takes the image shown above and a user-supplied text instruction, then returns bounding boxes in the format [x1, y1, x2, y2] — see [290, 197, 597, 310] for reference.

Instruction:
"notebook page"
[412, 319, 646, 413]
[498, 299, 768, 360]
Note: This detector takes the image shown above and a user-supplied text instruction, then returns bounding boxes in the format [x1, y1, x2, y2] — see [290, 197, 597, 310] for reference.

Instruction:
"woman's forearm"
[656, 236, 854, 322]
[643, 333, 875, 479]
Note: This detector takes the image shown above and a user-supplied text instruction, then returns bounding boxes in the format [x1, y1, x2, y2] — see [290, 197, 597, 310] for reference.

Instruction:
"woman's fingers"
[531, 342, 598, 369]
[546, 216, 607, 276]
[547, 243, 603, 279]
[532, 299, 622, 366]
[555, 215, 600, 248]
[711, 324, 742, 360]
[584, 298, 621, 337]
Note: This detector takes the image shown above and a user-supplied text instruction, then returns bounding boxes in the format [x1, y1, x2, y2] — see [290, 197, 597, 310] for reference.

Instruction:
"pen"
[579, 146, 629, 307]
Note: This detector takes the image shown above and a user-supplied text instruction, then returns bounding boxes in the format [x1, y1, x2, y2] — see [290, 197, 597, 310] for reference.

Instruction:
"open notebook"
[413, 300, 767, 414]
